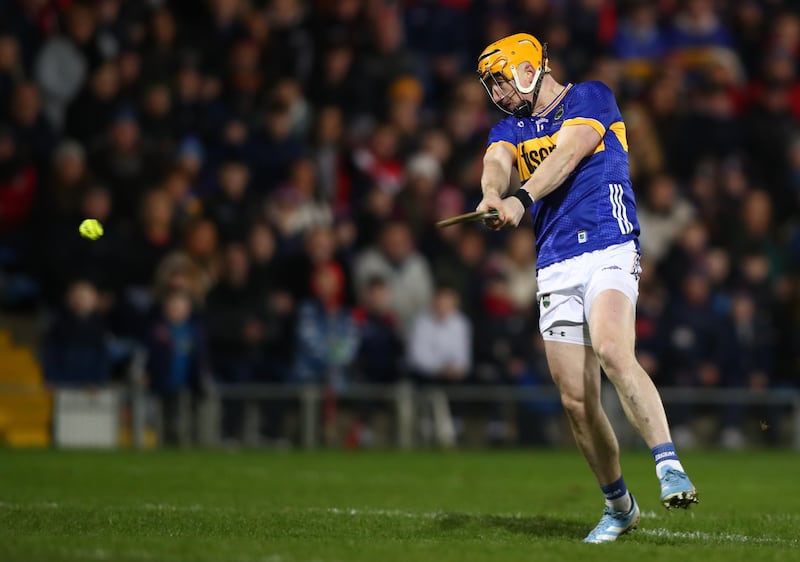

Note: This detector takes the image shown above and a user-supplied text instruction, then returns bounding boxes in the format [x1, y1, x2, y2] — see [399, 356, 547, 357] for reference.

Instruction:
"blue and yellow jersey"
[487, 80, 639, 270]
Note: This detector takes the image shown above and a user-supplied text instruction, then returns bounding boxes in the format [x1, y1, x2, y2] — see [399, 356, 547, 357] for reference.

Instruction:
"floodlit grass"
[1, 448, 799, 562]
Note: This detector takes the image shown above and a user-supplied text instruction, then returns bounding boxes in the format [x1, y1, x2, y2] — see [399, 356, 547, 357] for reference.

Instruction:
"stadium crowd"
[1, 0, 799, 447]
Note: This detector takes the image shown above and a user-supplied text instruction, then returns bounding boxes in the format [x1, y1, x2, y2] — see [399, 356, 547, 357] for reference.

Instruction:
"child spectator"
[43, 279, 111, 387]
[144, 288, 209, 445]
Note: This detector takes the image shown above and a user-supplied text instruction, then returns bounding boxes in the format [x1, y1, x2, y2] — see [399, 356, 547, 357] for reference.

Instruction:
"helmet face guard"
[477, 33, 549, 118]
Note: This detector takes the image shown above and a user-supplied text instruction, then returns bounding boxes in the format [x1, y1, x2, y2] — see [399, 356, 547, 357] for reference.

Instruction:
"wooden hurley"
[435, 210, 499, 228]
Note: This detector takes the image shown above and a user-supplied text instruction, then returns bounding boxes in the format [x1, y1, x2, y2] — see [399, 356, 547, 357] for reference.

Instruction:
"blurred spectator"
[0, 33, 23, 101]
[265, 0, 315, 87]
[354, 276, 404, 384]
[721, 289, 777, 448]
[471, 270, 554, 445]
[205, 241, 262, 385]
[124, 189, 177, 293]
[564, 0, 616, 78]
[490, 228, 539, 312]
[171, 59, 211, 140]
[386, 76, 426, 156]
[204, 241, 262, 440]
[224, 38, 265, 117]
[613, 1, 668, 90]
[34, 3, 96, 129]
[139, 81, 177, 155]
[311, 105, 348, 208]
[292, 261, 360, 387]
[204, 157, 259, 243]
[252, 98, 306, 192]
[246, 221, 280, 292]
[621, 101, 664, 183]
[431, 225, 488, 323]
[181, 218, 221, 298]
[151, 251, 208, 312]
[7, 81, 55, 169]
[645, 71, 689, 177]
[394, 151, 443, 241]
[64, 61, 122, 148]
[635, 256, 668, 382]
[660, 268, 739, 447]
[117, 47, 144, 102]
[406, 283, 471, 384]
[174, 135, 206, 185]
[730, 1, 768, 78]
[309, 38, 362, 118]
[350, 122, 404, 201]
[472, 271, 529, 384]
[43, 279, 111, 386]
[658, 218, 710, 294]
[354, 219, 434, 335]
[266, 157, 333, 246]
[140, 7, 183, 83]
[728, 189, 786, 285]
[638, 173, 697, 265]
[681, 77, 744, 168]
[668, 0, 734, 53]
[34, 138, 88, 225]
[354, 185, 395, 250]
[160, 165, 202, 231]
[0, 127, 37, 280]
[744, 57, 799, 204]
[354, 7, 416, 118]
[257, 285, 296, 385]
[144, 288, 210, 446]
[279, 223, 351, 304]
[403, 0, 471, 90]
[90, 107, 165, 225]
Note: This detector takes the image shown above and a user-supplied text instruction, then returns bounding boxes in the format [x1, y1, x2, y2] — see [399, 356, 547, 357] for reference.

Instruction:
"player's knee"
[593, 340, 632, 378]
[560, 395, 589, 426]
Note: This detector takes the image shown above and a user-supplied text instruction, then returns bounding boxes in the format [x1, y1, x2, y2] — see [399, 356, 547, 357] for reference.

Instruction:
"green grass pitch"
[1, 448, 799, 562]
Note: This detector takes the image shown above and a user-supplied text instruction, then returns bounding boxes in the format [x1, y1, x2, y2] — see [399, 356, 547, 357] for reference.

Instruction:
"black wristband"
[510, 188, 534, 209]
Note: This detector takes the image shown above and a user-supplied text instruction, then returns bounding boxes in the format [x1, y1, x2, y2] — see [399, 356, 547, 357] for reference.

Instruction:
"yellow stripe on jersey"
[561, 116, 606, 137]
[609, 121, 628, 152]
[487, 140, 518, 159]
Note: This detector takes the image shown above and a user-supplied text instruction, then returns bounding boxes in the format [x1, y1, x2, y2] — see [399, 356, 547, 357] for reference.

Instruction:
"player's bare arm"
[482, 123, 602, 229]
[476, 144, 514, 228]
[520, 123, 601, 203]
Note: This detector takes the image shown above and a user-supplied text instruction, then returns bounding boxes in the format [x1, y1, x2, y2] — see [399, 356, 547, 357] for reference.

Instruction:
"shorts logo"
[632, 253, 642, 281]
[577, 230, 587, 243]
[542, 294, 551, 308]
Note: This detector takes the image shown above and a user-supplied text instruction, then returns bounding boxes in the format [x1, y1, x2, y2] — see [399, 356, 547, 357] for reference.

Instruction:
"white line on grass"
[637, 528, 796, 545]
[315, 506, 799, 547]
[50, 548, 293, 562]
[3, 501, 797, 547]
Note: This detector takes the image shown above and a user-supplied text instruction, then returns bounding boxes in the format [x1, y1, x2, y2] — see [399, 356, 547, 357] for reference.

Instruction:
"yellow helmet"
[477, 33, 549, 117]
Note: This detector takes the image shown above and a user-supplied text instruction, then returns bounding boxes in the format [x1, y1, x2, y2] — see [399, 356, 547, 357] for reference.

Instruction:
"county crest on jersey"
[486, 80, 640, 270]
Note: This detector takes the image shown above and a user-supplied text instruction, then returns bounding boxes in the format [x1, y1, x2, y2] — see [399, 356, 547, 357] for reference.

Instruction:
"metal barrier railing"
[127, 379, 800, 451]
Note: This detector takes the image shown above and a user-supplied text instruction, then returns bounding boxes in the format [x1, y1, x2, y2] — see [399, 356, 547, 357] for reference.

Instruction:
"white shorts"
[537, 241, 641, 347]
